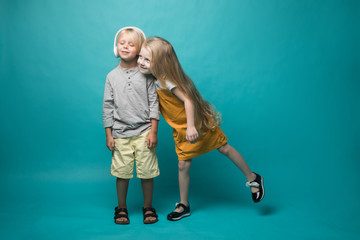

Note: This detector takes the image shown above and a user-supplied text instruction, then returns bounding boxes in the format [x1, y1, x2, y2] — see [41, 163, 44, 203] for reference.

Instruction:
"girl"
[138, 37, 265, 221]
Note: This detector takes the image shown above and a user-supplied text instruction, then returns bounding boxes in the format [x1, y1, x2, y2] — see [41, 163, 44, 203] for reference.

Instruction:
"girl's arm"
[172, 87, 199, 143]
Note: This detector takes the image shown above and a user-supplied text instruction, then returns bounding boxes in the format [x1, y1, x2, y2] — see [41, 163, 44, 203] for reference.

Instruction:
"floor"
[1, 169, 359, 240]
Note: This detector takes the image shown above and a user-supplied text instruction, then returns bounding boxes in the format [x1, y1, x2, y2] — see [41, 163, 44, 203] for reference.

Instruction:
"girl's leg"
[141, 178, 157, 222]
[217, 143, 258, 193]
[116, 178, 130, 223]
[175, 159, 192, 212]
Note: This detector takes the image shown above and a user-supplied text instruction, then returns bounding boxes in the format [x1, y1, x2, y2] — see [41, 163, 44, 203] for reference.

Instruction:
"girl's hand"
[106, 136, 115, 151]
[147, 131, 158, 148]
[186, 126, 199, 144]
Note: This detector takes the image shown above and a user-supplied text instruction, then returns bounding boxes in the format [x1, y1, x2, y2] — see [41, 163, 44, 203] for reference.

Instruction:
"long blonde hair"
[143, 37, 221, 130]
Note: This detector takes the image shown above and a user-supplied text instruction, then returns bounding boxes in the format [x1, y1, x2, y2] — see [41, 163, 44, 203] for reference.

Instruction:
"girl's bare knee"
[218, 143, 231, 156]
[178, 159, 191, 172]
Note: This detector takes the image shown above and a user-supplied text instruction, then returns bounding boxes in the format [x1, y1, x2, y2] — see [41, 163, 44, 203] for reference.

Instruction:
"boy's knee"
[117, 177, 130, 181]
[218, 143, 231, 156]
[141, 178, 153, 183]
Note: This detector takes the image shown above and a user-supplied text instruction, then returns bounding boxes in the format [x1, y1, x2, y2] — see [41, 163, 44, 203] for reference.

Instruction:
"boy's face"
[138, 47, 152, 74]
[117, 32, 139, 62]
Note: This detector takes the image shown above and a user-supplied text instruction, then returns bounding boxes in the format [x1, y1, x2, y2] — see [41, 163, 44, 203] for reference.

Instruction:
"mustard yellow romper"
[156, 77, 228, 160]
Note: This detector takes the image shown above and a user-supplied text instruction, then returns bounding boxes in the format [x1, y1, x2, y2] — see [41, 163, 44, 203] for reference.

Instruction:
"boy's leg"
[141, 178, 154, 207]
[116, 177, 130, 223]
[217, 143, 257, 192]
[175, 159, 192, 212]
[141, 178, 157, 222]
[133, 129, 160, 222]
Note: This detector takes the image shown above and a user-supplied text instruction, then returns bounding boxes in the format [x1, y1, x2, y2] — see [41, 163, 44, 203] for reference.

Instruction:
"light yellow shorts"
[110, 129, 160, 179]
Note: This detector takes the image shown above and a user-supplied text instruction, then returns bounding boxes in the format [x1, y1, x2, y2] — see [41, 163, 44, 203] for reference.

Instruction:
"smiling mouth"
[140, 66, 148, 70]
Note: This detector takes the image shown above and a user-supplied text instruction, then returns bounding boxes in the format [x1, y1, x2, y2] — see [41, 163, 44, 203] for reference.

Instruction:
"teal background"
[1, 0, 359, 239]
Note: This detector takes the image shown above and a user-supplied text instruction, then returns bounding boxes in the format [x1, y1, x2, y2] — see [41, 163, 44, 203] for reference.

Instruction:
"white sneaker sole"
[168, 212, 191, 221]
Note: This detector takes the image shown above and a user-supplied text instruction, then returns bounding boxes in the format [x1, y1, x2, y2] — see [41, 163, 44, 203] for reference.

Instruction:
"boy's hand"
[106, 136, 115, 151]
[186, 126, 199, 144]
[147, 131, 158, 148]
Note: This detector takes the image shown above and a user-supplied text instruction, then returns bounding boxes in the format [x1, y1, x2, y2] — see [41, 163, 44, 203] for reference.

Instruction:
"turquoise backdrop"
[1, 0, 359, 239]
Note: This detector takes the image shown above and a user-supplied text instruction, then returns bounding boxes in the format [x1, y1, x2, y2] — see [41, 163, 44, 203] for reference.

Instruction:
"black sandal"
[142, 207, 158, 224]
[114, 207, 130, 225]
[167, 203, 191, 221]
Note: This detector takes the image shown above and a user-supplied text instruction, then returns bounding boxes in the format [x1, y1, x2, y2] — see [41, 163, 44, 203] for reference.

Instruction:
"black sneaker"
[167, 203, 191, 221]
[245, 172, 265, 203]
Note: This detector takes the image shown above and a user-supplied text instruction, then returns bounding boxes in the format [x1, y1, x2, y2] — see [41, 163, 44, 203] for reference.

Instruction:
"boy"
[103, 27, 160, 224]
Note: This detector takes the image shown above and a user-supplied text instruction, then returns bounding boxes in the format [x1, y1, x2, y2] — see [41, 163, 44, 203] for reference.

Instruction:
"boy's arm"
[105, 127, 115, 151]
[103, 77, 115, 151]
[146, 77, 160, 148]
[103, 77, 115, 128]
[172, 87, 199, 144]
[147, 119, 159, 148]
[147, 77, 160, 121]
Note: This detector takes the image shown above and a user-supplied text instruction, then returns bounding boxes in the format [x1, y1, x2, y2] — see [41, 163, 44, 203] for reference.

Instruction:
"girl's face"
[138, 47, 152, 74]
[117, 32, 139, 62]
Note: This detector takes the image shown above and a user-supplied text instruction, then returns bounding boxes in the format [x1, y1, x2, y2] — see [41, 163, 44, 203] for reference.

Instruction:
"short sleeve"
[155, 78, 177, 91]
[165, 80, 177, 91]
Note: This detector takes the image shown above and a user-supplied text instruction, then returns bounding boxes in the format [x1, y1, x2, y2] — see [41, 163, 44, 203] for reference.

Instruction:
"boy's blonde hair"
[114, 27, 146, 57]
[143, 37, 221, 131]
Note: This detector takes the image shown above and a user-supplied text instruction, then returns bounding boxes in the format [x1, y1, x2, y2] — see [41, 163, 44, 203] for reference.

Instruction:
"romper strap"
[160, 75, 167, 90]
